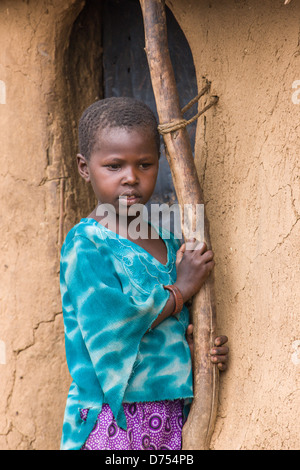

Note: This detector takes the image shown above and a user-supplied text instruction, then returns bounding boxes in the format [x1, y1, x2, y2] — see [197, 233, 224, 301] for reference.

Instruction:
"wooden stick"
[139, 0, 219, 450]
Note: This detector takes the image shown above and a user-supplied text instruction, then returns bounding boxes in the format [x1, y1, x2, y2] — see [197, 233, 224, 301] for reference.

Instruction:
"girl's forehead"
[94, 126, 158, 153]
[97, 126, 153, 140]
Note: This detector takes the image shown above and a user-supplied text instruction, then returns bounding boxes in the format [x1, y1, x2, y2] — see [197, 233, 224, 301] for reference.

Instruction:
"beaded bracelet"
[163, 284, 184, 316]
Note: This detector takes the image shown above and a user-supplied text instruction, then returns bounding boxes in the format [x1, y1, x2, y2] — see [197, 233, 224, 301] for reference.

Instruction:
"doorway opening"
[64, 0, 197, 222]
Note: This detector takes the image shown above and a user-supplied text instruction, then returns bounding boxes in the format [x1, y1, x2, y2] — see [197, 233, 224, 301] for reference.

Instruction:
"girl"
[60, 97, 228, 450]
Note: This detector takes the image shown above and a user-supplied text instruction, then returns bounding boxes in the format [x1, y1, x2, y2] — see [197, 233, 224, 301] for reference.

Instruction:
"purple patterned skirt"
[81, 399, 184, 450]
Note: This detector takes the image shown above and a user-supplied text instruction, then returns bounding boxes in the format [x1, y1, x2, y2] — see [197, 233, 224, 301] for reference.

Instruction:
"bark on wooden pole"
[139, 0, 219, 450]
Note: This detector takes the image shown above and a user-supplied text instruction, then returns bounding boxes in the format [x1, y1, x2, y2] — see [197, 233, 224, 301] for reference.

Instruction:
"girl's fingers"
[211, 355, 227, 363]
[199, 250, 214, 264]
[185, 324, 193, 347]
[205, 260, 215, 272]
[210, 346, 229, 356]
[186, 238, 206, 252]
[214, 335, 228, 346]
[210, 336, 229, 371]
[176, 243, 186, 266]
[210, 354, 228, 373]
[186, 324, 193, 335]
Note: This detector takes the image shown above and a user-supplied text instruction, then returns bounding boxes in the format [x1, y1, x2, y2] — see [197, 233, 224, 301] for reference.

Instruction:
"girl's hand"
[175, 239, 215, 302]
[186, 324, 194, 359]
[210, 335, 229, 371]
[186, 325, 229, 371]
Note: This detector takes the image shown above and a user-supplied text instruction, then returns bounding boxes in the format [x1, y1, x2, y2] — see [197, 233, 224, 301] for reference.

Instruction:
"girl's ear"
[77, 154, 90, 182]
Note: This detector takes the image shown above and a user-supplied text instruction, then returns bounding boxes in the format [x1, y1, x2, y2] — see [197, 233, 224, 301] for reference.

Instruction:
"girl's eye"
[104, 163, 152, 170]
[140, 163, 152, 169]
[106, 164, 120, 170]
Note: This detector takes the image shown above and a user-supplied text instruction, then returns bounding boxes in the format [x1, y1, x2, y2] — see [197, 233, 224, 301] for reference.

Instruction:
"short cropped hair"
[78, 97, 160, 160]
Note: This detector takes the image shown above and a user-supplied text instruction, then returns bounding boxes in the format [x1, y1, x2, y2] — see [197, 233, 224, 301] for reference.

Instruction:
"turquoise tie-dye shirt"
[60, 218, 193, 450]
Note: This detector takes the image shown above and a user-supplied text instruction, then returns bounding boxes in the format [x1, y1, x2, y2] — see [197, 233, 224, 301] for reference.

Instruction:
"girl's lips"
[118, 195, 142, 206]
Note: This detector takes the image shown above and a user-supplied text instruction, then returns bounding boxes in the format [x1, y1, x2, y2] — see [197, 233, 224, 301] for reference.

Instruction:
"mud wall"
[0, 0, 100, 449]
[167, 0, 300, 450]
[0, 0, 299, 450]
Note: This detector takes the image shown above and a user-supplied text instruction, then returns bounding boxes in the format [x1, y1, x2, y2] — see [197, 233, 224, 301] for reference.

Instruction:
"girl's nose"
[123, 166, 139, 184]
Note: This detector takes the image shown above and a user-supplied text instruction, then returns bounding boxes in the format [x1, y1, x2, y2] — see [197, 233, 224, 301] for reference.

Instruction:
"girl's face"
[77, 127, 159, 216]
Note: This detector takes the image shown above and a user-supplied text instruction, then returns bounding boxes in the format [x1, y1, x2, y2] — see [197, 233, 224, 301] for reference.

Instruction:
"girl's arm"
[150, 239, 214, 329]
[150, 289, 176, 329]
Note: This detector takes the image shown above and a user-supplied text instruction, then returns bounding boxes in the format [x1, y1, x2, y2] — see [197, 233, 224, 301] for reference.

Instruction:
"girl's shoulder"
[61, 218, 108, 254]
